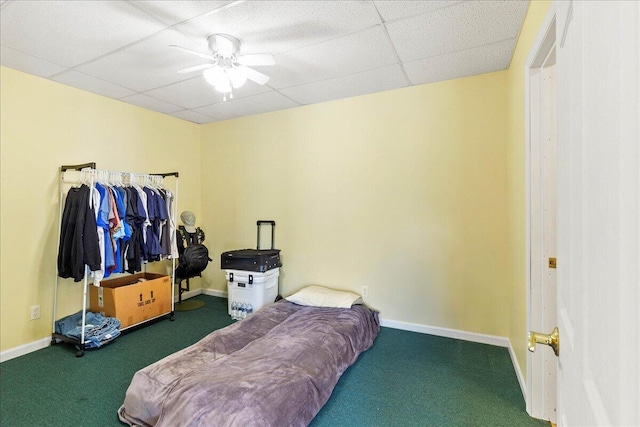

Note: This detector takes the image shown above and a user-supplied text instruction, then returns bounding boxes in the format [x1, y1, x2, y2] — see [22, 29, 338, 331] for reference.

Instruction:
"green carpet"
[174, 298, 206, 311]
[0, 295, 545, 426]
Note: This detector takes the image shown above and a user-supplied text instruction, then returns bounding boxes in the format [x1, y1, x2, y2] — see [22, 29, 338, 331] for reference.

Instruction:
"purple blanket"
[118, 301, 379, 426]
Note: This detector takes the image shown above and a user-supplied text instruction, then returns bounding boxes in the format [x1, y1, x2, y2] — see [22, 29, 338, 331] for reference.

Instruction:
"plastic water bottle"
[231, 301, 238, 320]
[239, 303, 247, 320]
[246, 304, 253, 317]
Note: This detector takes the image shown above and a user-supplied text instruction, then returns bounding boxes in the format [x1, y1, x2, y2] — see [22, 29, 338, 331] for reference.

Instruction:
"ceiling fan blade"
[238, 65, 270, 85]
[236, 53, 275, 66]
[177, 63, 213, 74]
[169, 45, 215, 61]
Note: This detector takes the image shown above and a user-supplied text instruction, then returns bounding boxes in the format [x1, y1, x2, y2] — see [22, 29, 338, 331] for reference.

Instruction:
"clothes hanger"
[154, 175, 166, 190]
[77, 169, 86, 187]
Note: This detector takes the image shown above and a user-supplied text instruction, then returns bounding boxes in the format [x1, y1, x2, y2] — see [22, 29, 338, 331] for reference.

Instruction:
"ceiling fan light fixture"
[228, 67, 247, 89]
[203, 67, 236, 96]
[203, 66, 224, 86]
[215, 78, 232, 94]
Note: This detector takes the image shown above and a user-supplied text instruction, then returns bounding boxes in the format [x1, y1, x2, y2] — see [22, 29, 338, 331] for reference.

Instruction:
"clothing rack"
[52, 163, 179, 357]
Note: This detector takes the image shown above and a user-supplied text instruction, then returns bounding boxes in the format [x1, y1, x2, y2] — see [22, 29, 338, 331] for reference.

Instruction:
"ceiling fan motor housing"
[208, 33, 241, 56]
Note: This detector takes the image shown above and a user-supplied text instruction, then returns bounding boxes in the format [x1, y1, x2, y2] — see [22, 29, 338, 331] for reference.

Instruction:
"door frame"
[524, 1, 564, 420]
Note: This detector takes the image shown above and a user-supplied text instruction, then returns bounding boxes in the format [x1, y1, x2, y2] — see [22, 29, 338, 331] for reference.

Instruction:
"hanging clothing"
[143, 186, 162, 262]
[124, 186, 145, 274]
[57, 185, 102, 282]
[112, 186, 131, 274]
[58, 173, 177, 280]
[159, 188, 178, 259]
[90, 185, 105, 286]
[95, 183, 116, 278]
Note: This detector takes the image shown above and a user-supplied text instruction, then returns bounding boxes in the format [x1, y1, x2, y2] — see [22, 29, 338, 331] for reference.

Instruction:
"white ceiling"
[0, 0, 530, 124]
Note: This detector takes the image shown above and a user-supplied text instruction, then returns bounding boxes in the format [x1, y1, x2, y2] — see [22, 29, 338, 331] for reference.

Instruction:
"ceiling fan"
[171, 33, 275, 101]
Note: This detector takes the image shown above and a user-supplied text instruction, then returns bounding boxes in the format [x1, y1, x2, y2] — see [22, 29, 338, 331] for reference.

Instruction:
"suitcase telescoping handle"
[257, 220, 276, 250]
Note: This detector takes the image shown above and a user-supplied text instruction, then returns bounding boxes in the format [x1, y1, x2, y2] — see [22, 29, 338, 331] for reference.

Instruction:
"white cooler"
[225, 268, 279, 317]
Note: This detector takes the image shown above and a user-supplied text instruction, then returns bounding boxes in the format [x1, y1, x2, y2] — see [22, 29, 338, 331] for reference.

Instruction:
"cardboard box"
[89, 273, 171, 328]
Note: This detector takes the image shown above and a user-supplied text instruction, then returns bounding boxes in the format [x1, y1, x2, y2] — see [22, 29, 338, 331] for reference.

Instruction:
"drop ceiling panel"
[129, 1, 234, 26]
[145, 76, 220, 109]
[0, 46, 67, 78]
[386, 0, 529, 62]
[0, 1, 167, 68]
[194, 91, 299, 121]
[75, 29, 208, 93]
[374, 0, 464, 22]
[119, 93, 183, 114]
[269, 26, 398, 89]
[0, 1, 530, 123]
[280, 64, 408, 105]
[404, 38, 516, 85]
[174, 0, 382, 55]
[52, 70, 137, 99]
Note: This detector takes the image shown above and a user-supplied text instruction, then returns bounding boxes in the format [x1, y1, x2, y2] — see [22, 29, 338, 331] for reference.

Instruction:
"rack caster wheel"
[75, 350, 84, 358]
[170, 312, 175, 321]
[50, 339, 57, 346]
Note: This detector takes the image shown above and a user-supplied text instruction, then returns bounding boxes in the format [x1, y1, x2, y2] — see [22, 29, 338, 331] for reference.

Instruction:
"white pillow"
[285, 285, 363, 308]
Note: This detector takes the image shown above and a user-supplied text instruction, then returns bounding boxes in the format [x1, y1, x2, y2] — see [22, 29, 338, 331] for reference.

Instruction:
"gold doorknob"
[528, 326, 560, 357]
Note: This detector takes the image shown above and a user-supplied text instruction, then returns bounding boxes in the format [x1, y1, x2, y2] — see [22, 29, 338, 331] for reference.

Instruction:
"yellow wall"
[1, 1, 551, 363]
[505, 0, 552, 378]
[200, 72, 511, 336]
[0, 67, 201, 351]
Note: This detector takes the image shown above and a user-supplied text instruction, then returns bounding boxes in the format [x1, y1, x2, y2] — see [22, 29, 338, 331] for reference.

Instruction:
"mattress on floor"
[118, 300, 380, 427]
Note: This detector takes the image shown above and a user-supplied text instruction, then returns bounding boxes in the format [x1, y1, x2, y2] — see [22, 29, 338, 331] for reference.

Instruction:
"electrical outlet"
[30, 305, 40, 320]
[361, 286, 369, 298]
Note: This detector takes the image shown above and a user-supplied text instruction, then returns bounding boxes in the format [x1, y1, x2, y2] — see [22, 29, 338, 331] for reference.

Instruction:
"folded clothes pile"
[55, 311, 121, 349]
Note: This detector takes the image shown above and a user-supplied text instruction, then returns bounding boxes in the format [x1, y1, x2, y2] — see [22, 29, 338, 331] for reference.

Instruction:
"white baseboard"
[201, 288, 228, 298]
[508, 340, 527, 401]
[175, 288, 227, 300]
[380, 318, 510, 347]
[174, 288, 203, 302]
[0, 337, 51, 363]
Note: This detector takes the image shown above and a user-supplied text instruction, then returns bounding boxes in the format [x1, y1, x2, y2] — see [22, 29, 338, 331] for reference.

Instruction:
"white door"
[541, 56, 558, 424]
[555, 1, 639, 425]
[526, 16, 558, 424]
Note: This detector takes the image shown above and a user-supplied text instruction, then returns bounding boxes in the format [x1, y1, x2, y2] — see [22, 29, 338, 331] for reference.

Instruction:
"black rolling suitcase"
[220, 221, 282, 273]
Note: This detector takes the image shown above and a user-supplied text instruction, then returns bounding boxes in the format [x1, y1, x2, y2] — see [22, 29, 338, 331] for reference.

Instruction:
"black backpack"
[176, 244, 211, 280]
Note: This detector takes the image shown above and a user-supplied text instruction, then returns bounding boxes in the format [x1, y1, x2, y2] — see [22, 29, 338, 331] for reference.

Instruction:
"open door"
[525, 10, 558, 424]
[529, 1, 639, 425]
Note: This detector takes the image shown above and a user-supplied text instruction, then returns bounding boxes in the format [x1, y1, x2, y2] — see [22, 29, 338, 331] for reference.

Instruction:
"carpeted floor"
[0, 295, 546, 426]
